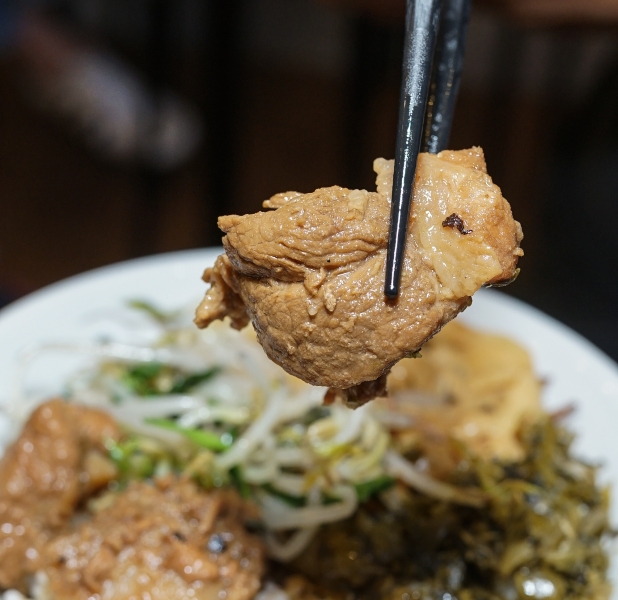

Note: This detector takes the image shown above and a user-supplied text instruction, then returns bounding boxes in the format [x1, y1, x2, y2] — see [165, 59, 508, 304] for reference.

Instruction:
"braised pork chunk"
[42, 480, 264, 600]
[0, 399, 121, 591]
[195, 148, 523, 406]
[0, 400, 265, 600]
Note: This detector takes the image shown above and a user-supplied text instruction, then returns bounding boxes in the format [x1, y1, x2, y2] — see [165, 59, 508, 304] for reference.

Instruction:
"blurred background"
[0, 0, 617, 359]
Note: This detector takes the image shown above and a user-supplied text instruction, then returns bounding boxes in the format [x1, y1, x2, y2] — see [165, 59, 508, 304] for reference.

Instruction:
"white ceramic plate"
[1, 248, 617, 585]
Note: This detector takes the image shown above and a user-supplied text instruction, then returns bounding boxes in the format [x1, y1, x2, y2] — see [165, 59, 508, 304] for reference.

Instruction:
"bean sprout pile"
[13, 302, 478, 561]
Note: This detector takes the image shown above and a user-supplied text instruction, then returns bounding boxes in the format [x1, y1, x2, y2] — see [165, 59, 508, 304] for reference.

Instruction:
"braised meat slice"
[0, 399, 121, 591]
[195, 148, 523, 406]
[41, 479, 265, 600]
[0, 400, 264, 600]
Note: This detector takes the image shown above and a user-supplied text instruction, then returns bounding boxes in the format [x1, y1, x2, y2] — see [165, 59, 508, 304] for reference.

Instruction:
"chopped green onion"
[106, 438, 159, 479]
[127, 299, 179, 324]
[262, 484, 306, 507]
[170, 367, 222, 394]
[229, 466, 251, 499]
[354, 475, 396, 502]
[145, 418, 233, 452]
[302, 406, 331, 426]
[122, 362, 163, 396]
[121, 364, 221, 397]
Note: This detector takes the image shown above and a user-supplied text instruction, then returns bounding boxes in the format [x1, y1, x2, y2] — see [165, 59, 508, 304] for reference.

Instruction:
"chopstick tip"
[384, 280, 399, 299]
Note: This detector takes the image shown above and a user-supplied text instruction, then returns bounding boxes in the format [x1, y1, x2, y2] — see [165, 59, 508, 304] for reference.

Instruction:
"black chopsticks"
[423, 0, 472, 153]
[384, 0, 472, 298]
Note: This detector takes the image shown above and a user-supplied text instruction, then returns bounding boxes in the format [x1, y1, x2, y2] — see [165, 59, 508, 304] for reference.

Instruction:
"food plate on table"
[0, 248, 617, 599]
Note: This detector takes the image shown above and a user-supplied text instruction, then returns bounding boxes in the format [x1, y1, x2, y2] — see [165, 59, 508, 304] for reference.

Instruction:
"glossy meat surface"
[0, 400, 264, 599]
[0, 399, 120, 591]
[195, 148, 523, 405]
[42, 480, 264, 600]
